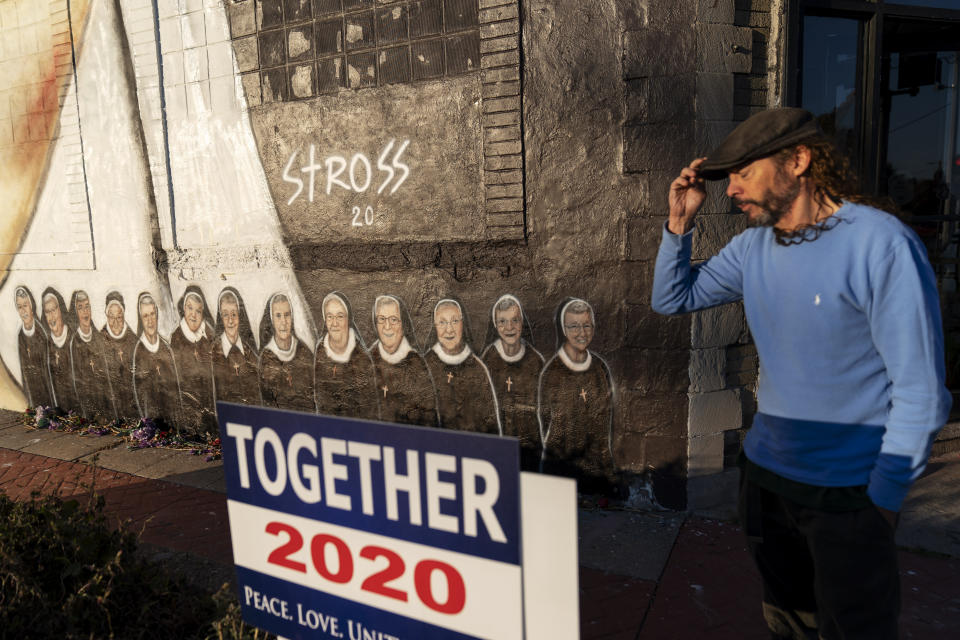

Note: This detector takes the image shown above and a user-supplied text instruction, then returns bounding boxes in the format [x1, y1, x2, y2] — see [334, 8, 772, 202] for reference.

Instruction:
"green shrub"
[0, 490, 270, 640]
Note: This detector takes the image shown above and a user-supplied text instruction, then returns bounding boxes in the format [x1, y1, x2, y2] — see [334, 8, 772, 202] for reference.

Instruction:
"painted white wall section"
[119, 0, 175, 250]
[0, 0, 173, 381]
[156, 0, 284, 250]
[152, 0, 318, 346]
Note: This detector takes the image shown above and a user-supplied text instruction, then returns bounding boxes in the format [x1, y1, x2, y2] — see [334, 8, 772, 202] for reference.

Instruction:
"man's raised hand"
[668, 157, 708, 235]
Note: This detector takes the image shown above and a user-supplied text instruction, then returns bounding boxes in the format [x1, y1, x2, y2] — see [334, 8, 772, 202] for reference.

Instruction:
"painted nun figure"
[14, 286, 53, 407]
[101, 291, 140, 418]
[314, 292, 379, 420]
[258, 292, 315, 413]
[368, 294, 439, 427]
[425, 298, 501, 435]
[132, 293, 183, 428]
[481, 294, 545, 469]
[211, 288, 261, 407]
[69, 290, 116, 421]
[170, 286, 216, 435]
[41, 288, 78, 411]
[538, 298, 615, 491]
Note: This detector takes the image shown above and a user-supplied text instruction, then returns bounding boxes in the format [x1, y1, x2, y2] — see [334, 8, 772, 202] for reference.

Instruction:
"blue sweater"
[652, 203, 952, 511]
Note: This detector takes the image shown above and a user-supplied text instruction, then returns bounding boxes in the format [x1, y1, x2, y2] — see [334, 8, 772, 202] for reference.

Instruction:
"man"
[41, 289, 78, 411]
[14, 286, 53, 407]
[367, 294, 438, 427]
[132, 293, 183, 428]
[169, 287, 216, 435]
[314, 292, 379, 420]
[101, 291, 140, 418]
[651, 108, 952, 639]
[425, 298, 500, 434]
[538, 298, 615, 491]
[258, 293, 314, 413]
[69, 290, 116, 421]
[482, 294, 545, 470]
[211, 288, 261, 407]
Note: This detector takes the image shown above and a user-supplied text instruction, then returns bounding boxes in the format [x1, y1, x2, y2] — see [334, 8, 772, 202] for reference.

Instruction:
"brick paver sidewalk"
[3, 445, 959, 638]
[0, 447, 233, 565]
[580, 517, 960, 639]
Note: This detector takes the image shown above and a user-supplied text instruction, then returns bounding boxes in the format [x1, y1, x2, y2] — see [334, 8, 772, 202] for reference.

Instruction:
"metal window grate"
[230, 0, 480, 103]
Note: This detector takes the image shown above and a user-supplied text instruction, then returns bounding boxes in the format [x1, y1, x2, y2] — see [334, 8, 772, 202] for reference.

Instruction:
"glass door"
[794, 3, 960, 402]
[878, 18, 960, 294]
[879, 18, 960, 398]
[801, 15, 863, 169]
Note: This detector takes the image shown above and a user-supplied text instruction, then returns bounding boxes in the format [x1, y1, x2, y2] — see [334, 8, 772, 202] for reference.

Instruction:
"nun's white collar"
[50, 325, 69, 349]
[493, 338, 525, 363]
[76, 325, 93, 343]
[376, 337, 413, 364]
[432, 342, 471, 365]
[265, 336, 297, 363]
[558, 346, 591, 372]
[179, 317, 207, 343]
[221, 331, 244, 357]
[106, 321, 127, 340]
[324, 327, 357, 364]
[139, 332, 161, 353]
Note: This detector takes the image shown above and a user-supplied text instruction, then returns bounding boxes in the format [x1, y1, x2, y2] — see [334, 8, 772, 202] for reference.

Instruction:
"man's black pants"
[738, 475, 900, 639]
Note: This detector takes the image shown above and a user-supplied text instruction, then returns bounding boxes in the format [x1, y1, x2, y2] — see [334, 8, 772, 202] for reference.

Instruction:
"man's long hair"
[774, 136, 896, 214]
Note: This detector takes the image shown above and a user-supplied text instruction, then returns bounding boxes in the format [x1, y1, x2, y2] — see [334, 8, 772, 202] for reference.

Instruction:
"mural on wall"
[8, 283, 619, 484]
[101, 292, 140, 419]
[368, 294, 439, 428]
[69, 289, 115, 421]
[170, 286, 216, 435]
[14, 286, 53, 408]
[212, 288, 261, 408]
[258, 292, 316, 413]
[539, 299, 616, 490]
[425, 297, 501, 435]
[132, 293, 183, 429]
[41, 288, 78, 412]
[314, 292, 379, 420]
[481, 294, 544, 471]
[0, 0, 621, 493]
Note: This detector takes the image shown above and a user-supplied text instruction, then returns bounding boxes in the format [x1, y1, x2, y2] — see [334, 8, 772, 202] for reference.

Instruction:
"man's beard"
[735, 171, 801, 228]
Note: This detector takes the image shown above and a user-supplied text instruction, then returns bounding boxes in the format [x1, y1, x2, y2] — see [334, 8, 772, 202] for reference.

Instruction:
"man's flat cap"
[699, 108, 822, 180]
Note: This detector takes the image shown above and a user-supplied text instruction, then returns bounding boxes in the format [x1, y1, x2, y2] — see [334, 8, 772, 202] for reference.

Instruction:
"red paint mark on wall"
[11, 65, 61, 164]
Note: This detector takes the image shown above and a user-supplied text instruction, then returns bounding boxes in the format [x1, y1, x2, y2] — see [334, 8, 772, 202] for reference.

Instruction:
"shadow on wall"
[8, 284, 620, 493]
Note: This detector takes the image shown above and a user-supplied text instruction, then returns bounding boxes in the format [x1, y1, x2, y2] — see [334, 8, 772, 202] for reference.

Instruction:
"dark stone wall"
[733, 0, 771, 121]
[522, 0, 692, 505]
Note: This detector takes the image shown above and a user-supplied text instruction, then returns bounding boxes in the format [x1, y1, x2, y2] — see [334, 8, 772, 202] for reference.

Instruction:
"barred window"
[229, 0, 480, 103]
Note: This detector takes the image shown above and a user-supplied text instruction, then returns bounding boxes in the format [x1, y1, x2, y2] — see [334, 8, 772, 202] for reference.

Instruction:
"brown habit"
[170, 325, 216, 434]
[315, 339, 379, 420]
[70, 329, 116, 420]
[425, 347, 500, 435]
[369, 344, 438, 428]
[212, 336, 261, 406]
[48, 328, 78, 411]
[101, 327, 140, 418]
[482, 342, 544, 466]
[538, 351, 614, 486]
[18, 327, 52, 407]
[258, 340, 315, 413]
[133, 338, 183, 427]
